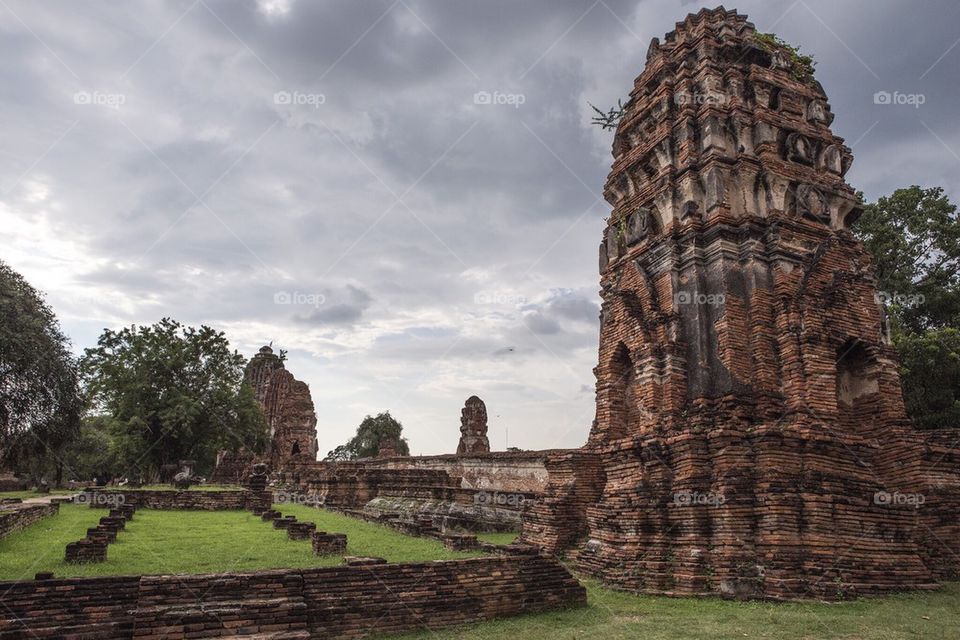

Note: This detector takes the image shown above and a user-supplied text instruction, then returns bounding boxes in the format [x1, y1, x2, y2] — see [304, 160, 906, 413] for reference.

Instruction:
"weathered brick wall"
[0, 557, 585, 639]
[0, 575, 140, 639]
[0, 503, 59, 540]
[80, 489, 270, 511]
[375, 450, 555, 493]
[521, 6, 960, 600]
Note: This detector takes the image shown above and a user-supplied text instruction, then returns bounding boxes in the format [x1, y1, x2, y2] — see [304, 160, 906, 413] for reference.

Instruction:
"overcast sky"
[2, 0, 958, 457]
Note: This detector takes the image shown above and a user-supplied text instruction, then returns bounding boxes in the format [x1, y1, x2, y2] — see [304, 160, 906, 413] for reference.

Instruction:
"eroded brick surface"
[521, 7, 960, 600]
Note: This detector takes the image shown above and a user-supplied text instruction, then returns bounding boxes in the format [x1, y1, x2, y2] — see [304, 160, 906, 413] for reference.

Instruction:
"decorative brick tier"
[311, 532, 347, 555]
[0, 557, 585, 639]
[81, 489, 271, 511]
[287, 521, 316, 540]
[0, 502, 59, 540]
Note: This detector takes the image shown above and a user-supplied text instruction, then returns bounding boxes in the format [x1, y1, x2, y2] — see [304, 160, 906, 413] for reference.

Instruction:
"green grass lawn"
[0, 503, 476, 581]
[3, 505, 957, 639]
[475, 531, 518, 545]
[396, 579, 960, 640]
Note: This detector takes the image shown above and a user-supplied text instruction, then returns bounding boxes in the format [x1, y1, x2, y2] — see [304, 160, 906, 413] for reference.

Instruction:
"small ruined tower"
[245, 345, 319, 465]
[521, 7, 957, 600]
[457, 396, 491, 454]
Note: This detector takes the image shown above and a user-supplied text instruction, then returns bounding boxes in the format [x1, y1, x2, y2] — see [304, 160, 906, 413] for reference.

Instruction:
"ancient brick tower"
[457, 396, 491, 454]
[523, 7, 959, 600]
[245, 346, 319, 464]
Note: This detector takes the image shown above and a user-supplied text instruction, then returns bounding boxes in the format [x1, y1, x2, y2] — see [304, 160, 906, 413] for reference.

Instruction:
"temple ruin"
[212, 345, 319, 483]
[205, 7, 959, 602]
[457, 395, 491, 454]
[521, 6, 960, 599]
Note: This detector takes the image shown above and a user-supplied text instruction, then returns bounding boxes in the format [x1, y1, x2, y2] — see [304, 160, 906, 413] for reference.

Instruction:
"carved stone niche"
[646, 37, 660, 63]
[599, 239, 609, 272]
[770, 49, 792, 71]
[681, 200, 701, 221]
[819, 144, 843, 175]
[786, 132, 814, 165]
[806, 99, 832, 125]
[795, 184, 830, 223]
[624, 207, 655, 245]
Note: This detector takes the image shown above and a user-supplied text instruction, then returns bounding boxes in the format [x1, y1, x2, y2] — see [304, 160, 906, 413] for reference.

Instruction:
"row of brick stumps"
[330, 506, 535, 556]
[65, 505, 137, 564]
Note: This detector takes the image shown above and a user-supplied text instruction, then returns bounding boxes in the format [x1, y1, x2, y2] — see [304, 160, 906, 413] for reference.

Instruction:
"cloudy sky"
[2, 0, 958, 457]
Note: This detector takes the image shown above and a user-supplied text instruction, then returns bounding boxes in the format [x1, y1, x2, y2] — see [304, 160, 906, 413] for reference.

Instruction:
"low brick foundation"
[0, 502, 59, 539]
[273, 515, 297, 529]
[287, 521, 316, 540]
[80, 489, 270, 511]
[311, 531, 347, 555]
[0, 556, 585, 639]
[65, 538, 108, 563]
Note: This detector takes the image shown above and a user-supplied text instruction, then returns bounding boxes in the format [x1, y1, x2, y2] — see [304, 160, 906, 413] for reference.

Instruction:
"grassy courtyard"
[399, 580, 960, 640]
[0, 502, 475, 581]
[2, 504, 958, 639]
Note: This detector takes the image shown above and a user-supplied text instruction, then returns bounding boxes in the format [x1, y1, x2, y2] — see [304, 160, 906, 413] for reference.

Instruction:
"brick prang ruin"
[521, 6, 960, 600]
[457, 396, 491, 454]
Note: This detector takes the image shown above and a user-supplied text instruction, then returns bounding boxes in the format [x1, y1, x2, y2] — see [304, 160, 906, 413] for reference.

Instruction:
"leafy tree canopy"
[0, 260, 82, 480]
[856, 185, 960, 333]
[856, 186, 960, 430]
[80, 318, 267, 479]
[325, 411, 409, 461]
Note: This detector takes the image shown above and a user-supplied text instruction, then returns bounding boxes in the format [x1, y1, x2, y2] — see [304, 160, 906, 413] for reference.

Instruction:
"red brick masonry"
[0, 556, 585, 639]
[0, 503, 59, 540]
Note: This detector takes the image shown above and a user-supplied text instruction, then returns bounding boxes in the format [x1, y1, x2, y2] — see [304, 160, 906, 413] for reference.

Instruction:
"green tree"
[81, 318, 268, 480]
[59, 415, 123, 484]
[856, 185, 960, 332]
[324, 411, 409, 460]
[895, 329, 960, 430]
[0, 260, 82, 485]
[855, 186, 960, 430]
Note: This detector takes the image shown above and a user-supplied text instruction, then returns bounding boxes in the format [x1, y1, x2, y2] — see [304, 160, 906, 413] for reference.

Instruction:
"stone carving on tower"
[522, 7, 960, 600]
[457, 396, 491, 454]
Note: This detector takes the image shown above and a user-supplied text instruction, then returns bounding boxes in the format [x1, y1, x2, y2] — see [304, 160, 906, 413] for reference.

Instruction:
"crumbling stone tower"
[457, 396, 491, 454]
[523, 7, 959, 600]
[246, 345, 319, 465]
